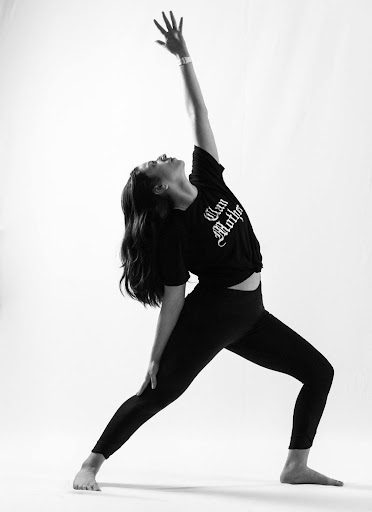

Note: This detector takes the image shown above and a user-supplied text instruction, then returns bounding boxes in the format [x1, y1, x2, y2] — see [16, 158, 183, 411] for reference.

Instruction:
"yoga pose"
[73, 11, 344, 491]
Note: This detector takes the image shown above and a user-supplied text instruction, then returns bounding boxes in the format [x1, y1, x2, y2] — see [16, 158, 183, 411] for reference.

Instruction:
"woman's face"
[139, 153, 184, 181]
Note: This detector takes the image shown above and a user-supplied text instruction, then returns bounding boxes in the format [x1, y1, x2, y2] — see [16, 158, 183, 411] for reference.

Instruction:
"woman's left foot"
[280, 465, 344, 486]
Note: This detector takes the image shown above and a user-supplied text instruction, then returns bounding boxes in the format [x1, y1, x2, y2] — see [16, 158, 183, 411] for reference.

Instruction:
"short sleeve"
[190, 145, 226, 185]
[158, 218, 190, 286]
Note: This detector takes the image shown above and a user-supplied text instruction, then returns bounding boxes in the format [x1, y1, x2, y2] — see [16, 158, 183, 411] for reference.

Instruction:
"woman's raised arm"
[153, 11, 208, 117]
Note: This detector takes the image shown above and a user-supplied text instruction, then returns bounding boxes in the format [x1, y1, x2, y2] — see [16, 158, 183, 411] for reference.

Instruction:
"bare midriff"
[226, 271, 261, 291]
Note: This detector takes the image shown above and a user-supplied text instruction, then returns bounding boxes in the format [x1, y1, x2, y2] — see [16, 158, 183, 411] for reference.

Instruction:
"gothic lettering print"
[203, 198, 245, 247]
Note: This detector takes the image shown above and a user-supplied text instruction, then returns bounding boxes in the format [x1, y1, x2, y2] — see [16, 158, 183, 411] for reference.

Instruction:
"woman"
[73, 11, 343, 491]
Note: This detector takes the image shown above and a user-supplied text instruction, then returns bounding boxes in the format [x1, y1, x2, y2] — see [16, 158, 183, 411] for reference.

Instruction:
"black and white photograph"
[1, 1, 371, 510]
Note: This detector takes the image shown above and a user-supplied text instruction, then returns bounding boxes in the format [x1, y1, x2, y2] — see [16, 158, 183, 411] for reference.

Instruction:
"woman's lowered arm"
[136, 284, 186, 396]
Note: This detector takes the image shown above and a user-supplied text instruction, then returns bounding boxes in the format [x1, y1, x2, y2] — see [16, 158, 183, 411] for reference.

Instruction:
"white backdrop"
[1, 0, 371, 475]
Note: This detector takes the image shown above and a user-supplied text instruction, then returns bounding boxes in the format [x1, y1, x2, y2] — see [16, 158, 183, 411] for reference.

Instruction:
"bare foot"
[280, 465, 344, 486]
[73, 465, 101, 491]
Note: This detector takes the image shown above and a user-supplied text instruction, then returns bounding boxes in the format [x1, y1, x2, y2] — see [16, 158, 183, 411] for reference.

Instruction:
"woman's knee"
[321, 358, 334, 382]
[298, 352, 334, 387]
[311, 357, 334, 389]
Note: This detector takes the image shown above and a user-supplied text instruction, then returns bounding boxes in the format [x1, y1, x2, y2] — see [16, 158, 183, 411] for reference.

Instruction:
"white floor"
[1, 434, 372, 512]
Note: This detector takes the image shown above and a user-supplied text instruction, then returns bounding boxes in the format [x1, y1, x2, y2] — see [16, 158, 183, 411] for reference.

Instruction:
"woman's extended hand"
[153, 11, 187, 57]
[136, 359, 160, 396]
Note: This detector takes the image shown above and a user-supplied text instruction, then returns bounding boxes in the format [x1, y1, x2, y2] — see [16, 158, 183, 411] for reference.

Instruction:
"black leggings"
[91, 280, 334, 459]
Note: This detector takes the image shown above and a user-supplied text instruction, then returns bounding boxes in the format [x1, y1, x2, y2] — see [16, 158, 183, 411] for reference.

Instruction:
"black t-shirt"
[158, 145, 263, 288]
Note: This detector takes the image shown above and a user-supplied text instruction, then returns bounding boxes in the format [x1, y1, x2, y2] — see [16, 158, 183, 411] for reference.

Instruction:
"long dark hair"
[119, 166, 174, 308]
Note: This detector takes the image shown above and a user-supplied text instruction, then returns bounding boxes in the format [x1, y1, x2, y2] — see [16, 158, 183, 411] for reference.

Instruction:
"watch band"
[179, 56, 192, 66]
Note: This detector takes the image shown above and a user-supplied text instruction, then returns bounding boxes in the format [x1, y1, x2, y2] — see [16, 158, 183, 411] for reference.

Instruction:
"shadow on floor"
[92, 480, 371, 510]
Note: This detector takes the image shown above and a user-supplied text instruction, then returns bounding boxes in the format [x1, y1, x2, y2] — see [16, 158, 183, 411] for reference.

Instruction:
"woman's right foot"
[73, 465, 101, 491]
